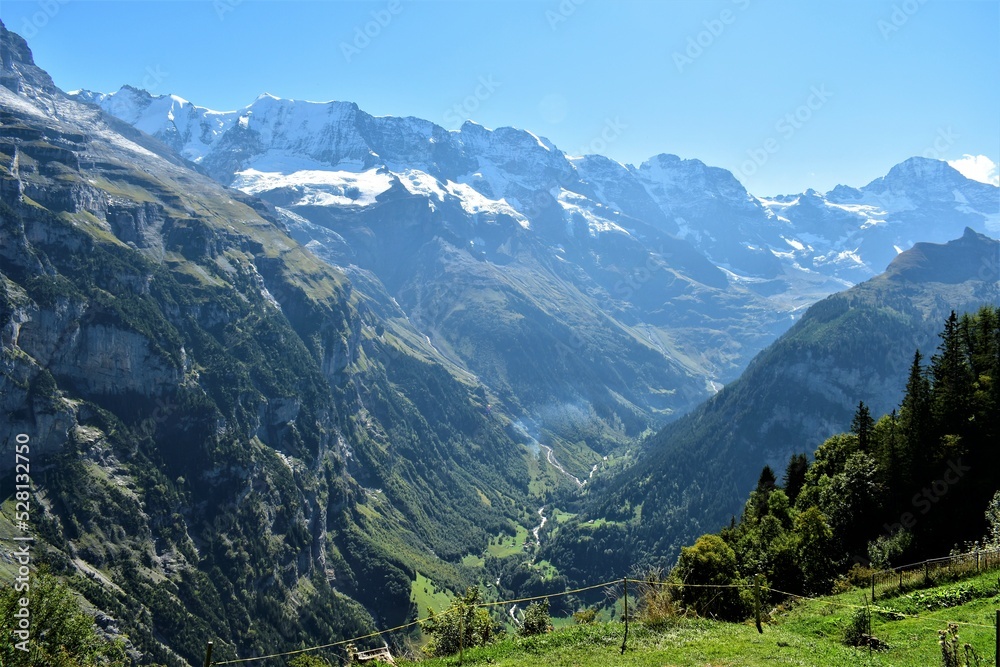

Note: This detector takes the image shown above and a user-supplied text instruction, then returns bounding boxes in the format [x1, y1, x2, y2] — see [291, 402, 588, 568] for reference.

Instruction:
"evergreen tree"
[756, 465, 777, 493]
[782, 453, 809, 505]
[850, 401, 875, 452]
[748, 465, 778, 520]
[930, 311, 974, 439]
[899, 349, 932, 484]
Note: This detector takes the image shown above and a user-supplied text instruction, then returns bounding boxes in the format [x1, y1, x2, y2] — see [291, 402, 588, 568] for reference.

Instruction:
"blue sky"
[2, 0, 998, 196]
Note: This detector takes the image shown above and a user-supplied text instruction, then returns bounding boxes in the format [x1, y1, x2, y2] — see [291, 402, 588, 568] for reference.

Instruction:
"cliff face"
[0, 20, 531, 666]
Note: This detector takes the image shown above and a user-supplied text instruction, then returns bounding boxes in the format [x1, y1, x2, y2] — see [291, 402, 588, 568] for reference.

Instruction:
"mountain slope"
[70, 87, 806, 469]
[540, 229, 1000, 583]
[1, 21, 535, 665]
[72, 88, 1000, 471]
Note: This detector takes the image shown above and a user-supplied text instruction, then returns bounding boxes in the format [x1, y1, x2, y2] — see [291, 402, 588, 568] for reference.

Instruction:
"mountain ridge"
[539, 229, 1000, 584]
[69, 83, 998, 469]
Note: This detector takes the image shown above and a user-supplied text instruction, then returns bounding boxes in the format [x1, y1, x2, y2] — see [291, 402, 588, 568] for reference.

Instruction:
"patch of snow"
[232, 167, 394, 207]
[782, 236, 806, 251]
[557, 189, 630, 238]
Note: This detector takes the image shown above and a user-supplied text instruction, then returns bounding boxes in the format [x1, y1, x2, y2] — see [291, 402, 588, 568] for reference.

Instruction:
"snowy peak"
[861, 156, 978, 200]
[875, 155, 963, 187]
[70, 82, 998, 303]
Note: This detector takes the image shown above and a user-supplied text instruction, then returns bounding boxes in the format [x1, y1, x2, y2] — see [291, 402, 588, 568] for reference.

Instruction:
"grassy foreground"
[400, 571, 1000, 667]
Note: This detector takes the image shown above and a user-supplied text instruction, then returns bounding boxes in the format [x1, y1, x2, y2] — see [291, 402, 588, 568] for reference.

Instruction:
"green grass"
[486, 525, 531, 558]
[398, 571, 1000, 666]
[461, 554, 485, 568]
[412, 572, 454, 616]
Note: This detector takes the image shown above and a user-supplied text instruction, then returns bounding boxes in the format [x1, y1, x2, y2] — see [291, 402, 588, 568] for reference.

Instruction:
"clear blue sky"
[2, 0, 998, 196]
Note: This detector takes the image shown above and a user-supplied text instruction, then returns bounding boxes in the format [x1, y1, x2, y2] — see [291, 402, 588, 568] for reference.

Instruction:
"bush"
[843, 604, 871, 647]
[671, 534, 747, 620]
[633, 567, 680, 629]
[423, 588, 502, 657]
[0, 570, 129, 667]
[984, 491, 1000, 549]
[289, 656, 331, 667]
[519, 599, 550, 636]
[572, 608, 597, 624]
[867, 530, 912, 570]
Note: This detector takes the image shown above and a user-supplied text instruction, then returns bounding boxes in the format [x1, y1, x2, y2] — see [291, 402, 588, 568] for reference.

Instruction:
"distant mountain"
[71, 86, 1000, 471]
[68, 88, 791, 468]
[760, 157, 1000, 285]
[539, 229, 1000, 584]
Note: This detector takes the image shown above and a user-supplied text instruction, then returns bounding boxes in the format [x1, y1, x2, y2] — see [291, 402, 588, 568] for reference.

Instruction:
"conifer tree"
[850, 401, 875, 452]
[782, 453, 809, 505]
[899, 349, 931, 483]
[931, 311, 973, 439]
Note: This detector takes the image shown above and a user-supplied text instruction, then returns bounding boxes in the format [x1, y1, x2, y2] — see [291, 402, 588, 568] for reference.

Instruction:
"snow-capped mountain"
[72, 86, 999, 294]
[70, 85, 999, 467]
[760, 157, 1000, 285]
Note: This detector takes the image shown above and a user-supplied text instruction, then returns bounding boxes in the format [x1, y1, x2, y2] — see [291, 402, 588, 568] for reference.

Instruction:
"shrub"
[671, 534, 748, 620]
[519, 599, 550, 636]
[843, 604, 871, 647]
[423, 587, 502, 657]
[0, 570, 129, 666]
[632, 567, 680, 629]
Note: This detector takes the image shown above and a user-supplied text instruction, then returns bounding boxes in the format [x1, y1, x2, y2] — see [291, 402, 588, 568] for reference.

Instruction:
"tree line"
[671, 306, 1000, 619]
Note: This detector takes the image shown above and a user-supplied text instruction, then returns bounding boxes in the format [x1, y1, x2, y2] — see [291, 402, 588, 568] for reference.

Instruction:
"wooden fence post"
[203, 641, 214, 667]
[620, 577, 629, 655]
[754, 574, 763, 634]
[871, 573, 876, 603]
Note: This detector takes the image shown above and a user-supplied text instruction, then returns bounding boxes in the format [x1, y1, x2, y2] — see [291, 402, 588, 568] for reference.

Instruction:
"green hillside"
[402, 570, 1000, 667]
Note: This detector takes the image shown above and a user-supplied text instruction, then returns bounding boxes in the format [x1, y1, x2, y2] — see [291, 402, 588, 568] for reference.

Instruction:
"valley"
[1, 13, 999, 667]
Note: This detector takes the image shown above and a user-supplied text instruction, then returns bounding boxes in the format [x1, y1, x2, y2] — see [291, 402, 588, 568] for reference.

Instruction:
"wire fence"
[871, 547, 1000, 601]
[205, 547, 1000, 666]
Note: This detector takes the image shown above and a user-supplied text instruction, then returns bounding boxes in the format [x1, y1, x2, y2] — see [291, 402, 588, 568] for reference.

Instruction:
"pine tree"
[930, 311, 974, 439]
[782, 453, 809, 505]
[899, 349, 932, 484]
[757, 465, 777, 493]
[850, 401, 875, 452]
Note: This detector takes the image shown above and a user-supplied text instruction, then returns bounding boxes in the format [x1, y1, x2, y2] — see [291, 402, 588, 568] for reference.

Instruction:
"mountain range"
[68, 84, 1000, 473]
[2, 17, 1000, 666]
